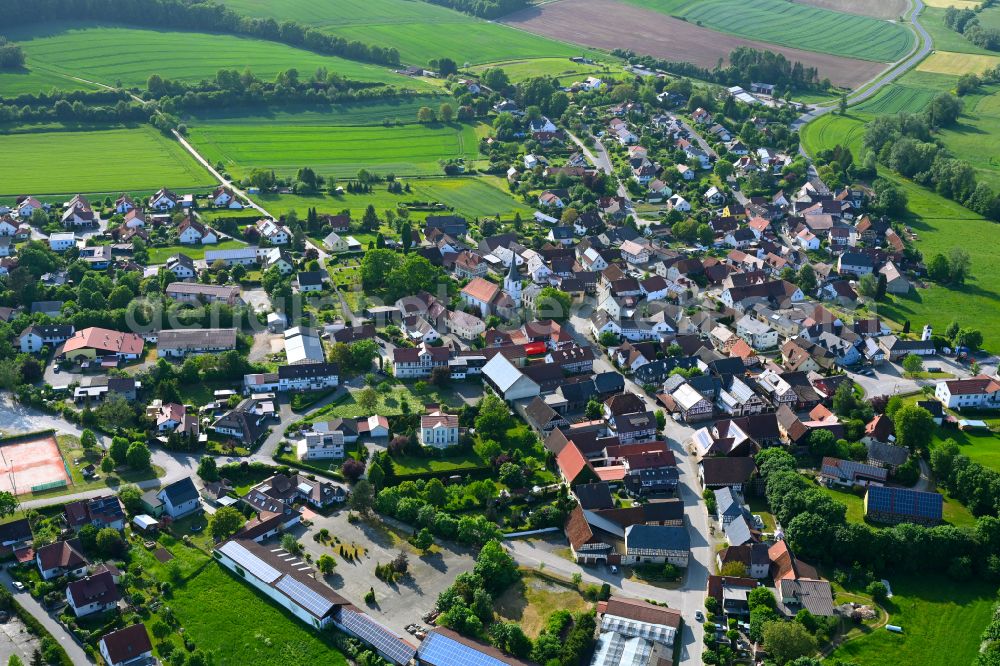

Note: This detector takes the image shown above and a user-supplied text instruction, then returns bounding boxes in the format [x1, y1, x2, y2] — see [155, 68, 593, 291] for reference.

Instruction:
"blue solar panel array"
[866, 486, 942, 520]
[338, 609, 416, 665]
[417, 631, 511, 666]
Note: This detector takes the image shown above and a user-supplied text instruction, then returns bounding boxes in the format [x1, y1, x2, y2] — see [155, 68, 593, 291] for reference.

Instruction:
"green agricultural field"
[0, 66, 93, 97]
[223, 0, 587, 66]
[5, 21, 427, 92]
[0, 125, 214, 196]
[936, 84, 1000, 190]
[827, 575, 996, 666]
[189, 121, 481, 179]
[620, 0, 914, 62]
[255, 176, 529, 224]
[169, 562, 349, 666]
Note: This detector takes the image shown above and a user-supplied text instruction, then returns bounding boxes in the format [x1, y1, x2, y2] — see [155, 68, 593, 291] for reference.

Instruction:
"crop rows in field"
[659, 0, 914, 62]
[0, 125, 213, 196]
[188, 122, 481, 179]
[223, 0, 583, 66]
[854, 84, 937, 115]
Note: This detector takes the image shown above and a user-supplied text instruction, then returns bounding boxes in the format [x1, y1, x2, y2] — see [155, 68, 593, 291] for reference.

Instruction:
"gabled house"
[99, 624, 153, 666]
[153, 478, 201, 519]
[36, 539, 88, 580]
[149, 188, 179, 211]
[66, 570, 120, 617]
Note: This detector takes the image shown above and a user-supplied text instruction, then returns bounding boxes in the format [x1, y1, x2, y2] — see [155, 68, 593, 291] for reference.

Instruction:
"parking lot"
[290, 510, 477, 636]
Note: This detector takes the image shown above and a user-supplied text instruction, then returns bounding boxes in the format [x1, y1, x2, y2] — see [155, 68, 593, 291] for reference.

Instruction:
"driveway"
[290, 512, 476, 636]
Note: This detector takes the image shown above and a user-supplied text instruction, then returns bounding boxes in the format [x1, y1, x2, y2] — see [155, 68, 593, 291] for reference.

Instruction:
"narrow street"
[0, 570, 93, 664]
[562, 314, 709, 664]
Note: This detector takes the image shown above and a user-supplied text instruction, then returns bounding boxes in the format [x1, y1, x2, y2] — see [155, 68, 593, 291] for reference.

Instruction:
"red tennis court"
[0, 435, 72, 495]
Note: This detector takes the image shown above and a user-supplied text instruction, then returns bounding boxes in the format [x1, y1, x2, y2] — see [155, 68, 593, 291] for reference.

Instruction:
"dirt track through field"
[500, 0, 888, 88]
[792, 0, 908, 19]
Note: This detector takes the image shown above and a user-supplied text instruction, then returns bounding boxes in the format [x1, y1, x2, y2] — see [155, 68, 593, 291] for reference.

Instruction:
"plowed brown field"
[500, 0, 888, 88]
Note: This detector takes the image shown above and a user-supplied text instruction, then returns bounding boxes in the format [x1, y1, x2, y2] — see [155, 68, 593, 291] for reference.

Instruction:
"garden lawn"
[813, 477, 976, 528]
[305, 385, 464, 421]
[620, 0, 913, 61]
[168, 561, 349, 666]
[933, 428, 1000, 473]
[390, 451, 488, 476]
[495, 572, 594, 638]
[222, 0, 588, 66]
[188, 122, 481, 179]
[147, 240, 247, 264]
[0, 125, 213, 196]
[6, 21, 424, 91]
[827, 574, 996, 666]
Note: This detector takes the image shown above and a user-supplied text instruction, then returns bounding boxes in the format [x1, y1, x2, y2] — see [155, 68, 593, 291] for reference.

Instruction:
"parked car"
[695, 610, 704, 622]
[11, 581, 24, 591]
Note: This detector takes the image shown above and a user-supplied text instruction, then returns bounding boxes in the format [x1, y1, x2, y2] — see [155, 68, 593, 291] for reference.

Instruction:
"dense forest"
[5, 0, 400, 66]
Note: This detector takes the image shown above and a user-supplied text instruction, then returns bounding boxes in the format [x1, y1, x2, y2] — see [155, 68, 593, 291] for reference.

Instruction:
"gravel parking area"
[291, 510, 476, 636]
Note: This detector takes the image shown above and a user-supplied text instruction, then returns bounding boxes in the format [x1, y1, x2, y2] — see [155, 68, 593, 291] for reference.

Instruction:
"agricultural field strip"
[618, 0, 915, 62]
[223, 0, 584, 66]
[4, 21, 428, 91]
[187, 122, 480, 178]
[499, 0, 887, 88]
[0, 126, 215, 196]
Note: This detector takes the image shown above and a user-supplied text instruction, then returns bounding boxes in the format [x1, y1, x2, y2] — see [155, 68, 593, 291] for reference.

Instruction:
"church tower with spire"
[504, 257, 522, 302]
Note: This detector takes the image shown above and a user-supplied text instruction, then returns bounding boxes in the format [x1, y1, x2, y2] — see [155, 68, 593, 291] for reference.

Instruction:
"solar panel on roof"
[417, 631, 509, 666]
[339, 609, 415, 665]
[275, 575, 334, 619]
[218, 541, 280, 583]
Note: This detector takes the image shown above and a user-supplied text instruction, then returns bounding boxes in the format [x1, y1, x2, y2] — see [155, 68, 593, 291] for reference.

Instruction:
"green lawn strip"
[827, 574, 997, 666]
[302, 384, 464, 422]
[0, 125, 214, 196]
[6, 20, 425, 91]
[389, 451, 487, 476]
[147, 240, 247, 264]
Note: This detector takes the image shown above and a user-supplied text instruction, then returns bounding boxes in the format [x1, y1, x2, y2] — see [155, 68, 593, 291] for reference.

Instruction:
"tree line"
[864, 104, 1000, 221]
[7, 0, 400, 66]
[945, 4, 1000, 51]
[421, 0, 527, 19]
[612, 46, 825, 93]
[147, 67, 423, 113]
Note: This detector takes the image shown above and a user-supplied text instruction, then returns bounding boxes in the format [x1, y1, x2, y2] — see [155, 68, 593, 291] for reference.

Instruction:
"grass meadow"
[468, 57, 622, 84]
[147, 240, 248, 264]
[0, 125, 213, 196]
[619, 0, 913, 61]
[169, 561, 349, 666]
[827, 574, 996, 666]
[4, 21, 428, 92]
[222, 0, 586, 66]
[189, 121, 481, 179]
[187, 97, 449, 127]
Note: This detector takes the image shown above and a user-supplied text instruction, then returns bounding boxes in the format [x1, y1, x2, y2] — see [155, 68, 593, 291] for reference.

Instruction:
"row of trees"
[612, 46, 827, 93]
[865, 108, 1000, 222]
[148, 68, 420, 114]
[8, 0, 400, 65]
